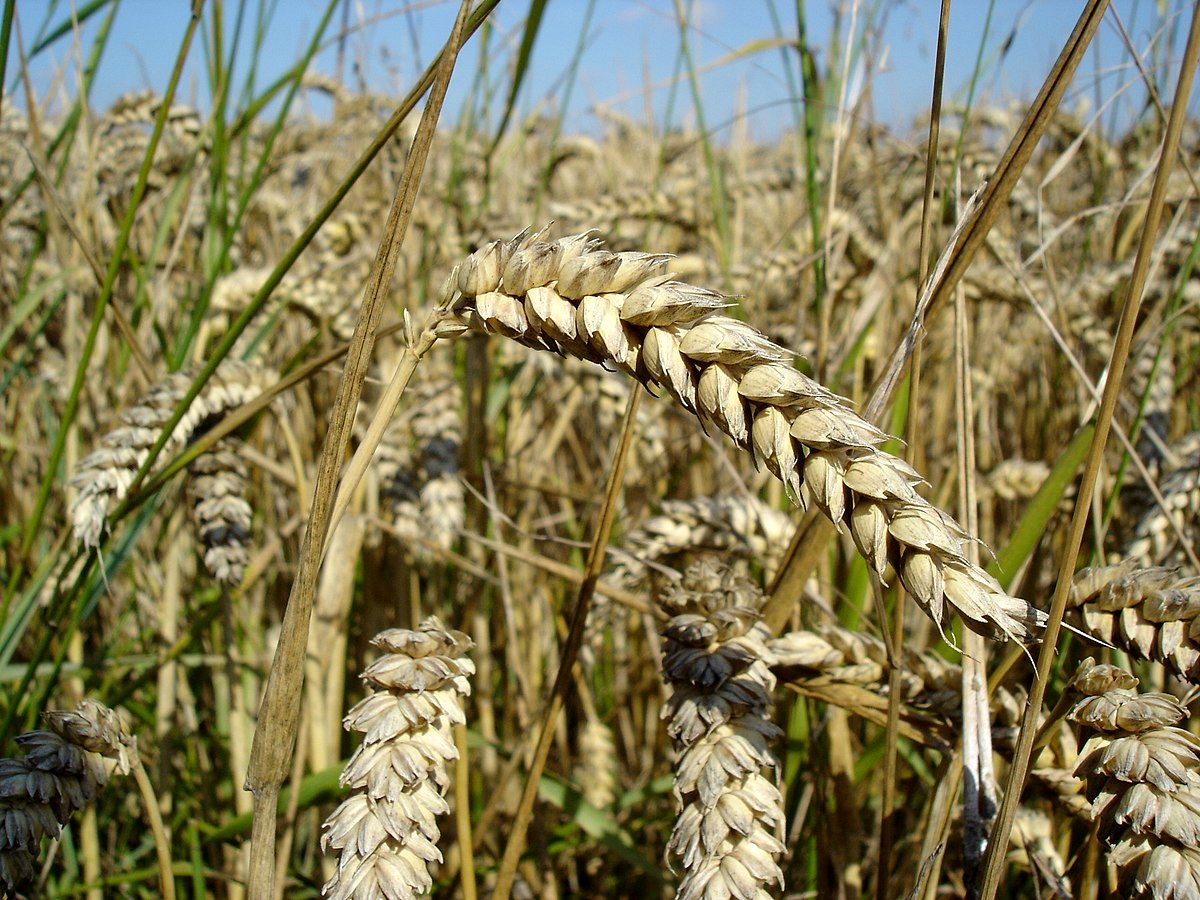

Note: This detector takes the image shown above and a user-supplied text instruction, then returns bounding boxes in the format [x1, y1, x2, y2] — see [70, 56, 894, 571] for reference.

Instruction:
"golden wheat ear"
[1068, 563, 1200, 683]
[447, 228, 1046, 643]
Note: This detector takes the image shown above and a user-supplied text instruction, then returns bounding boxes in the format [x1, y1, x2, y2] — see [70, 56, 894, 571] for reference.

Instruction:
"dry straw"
[443, 227, 1045, 642]
[321, 618, 474, 899]
[658, 562, 785, 900]
[1069, 659, 1200, 898]
[0, 701, 135, 894]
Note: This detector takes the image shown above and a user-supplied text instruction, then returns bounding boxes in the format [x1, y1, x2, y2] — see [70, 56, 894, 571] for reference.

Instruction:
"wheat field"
[3, 0, 1200, 897]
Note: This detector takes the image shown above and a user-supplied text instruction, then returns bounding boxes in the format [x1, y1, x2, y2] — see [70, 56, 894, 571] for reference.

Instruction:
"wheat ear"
[186, 437, 253, 585]
[70, 360, 271, 550]
[321, 618, 474, 900]
[0, 701, 135, 894]
[1126, 433, 1200, 569]
[1069, 659, 1200, 899]
[443, 228, 1044, 642]
[658, 561, 785, 900]
[611, 495, 793, 588]
[1068, 563, 1200, 683]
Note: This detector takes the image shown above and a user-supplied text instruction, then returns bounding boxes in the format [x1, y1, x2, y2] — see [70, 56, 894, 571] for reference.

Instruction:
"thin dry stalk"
[244, 4, 474, 895]
[490, 386, 641, 900]
[879, 4, 952, 892]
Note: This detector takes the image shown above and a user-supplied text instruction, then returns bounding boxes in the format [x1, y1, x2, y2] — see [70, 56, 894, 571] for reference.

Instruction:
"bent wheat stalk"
[443, 228, 1044, 642]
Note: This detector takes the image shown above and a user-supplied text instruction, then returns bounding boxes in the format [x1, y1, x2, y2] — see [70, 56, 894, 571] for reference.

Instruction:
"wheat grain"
[658, 561, 785, 900]
[443, 228, 1045, 642]
[322, 618, 474, 900]
[1068, 563, 1200, 682]
[69, 360, 271, 551]
[1069, 658, 1200, 900]
[0, 701, 134, 894]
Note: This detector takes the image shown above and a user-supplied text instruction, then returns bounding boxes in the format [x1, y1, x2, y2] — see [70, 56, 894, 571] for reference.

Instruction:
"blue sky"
[14, 1, 1197, 139]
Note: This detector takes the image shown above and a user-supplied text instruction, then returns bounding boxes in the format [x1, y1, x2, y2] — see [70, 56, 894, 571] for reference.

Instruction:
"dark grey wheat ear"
[0, 701, 135, 895]
[186, 437, 253, 586]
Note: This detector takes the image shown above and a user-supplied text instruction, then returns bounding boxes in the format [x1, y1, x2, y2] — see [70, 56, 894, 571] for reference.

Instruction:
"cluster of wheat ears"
[5, 1, 1200, 897]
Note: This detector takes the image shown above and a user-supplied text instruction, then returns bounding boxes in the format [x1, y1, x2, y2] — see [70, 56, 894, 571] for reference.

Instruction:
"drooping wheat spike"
[321, 618, 474, 900]
[658, 561, 785, 900]
[70, 360, 272, 551]
[1067, 563, 1200, 683]
[611, 495, 793, 589]
[1069, 659, 1200, 899]
[0, 700, 135, 894]
[1126, 432, 1200, 569]
[186, 438, 253, 586]
[445, 228, 1045, 642]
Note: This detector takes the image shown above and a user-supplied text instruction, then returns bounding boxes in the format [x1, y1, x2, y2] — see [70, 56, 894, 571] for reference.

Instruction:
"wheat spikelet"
[1068, 563, 1200, 683]
[443, 228, 1045, 642]
[658, 561, 785, 900]
[186, 437, 253, 586]
[69, 360, 271, 551]
[0, 700, 135, 894]
[321, 618, 474, 900]
[985, 459, 1050, 502]
[611, 495, 792, 589]
[1069, 659, 1200, 899]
